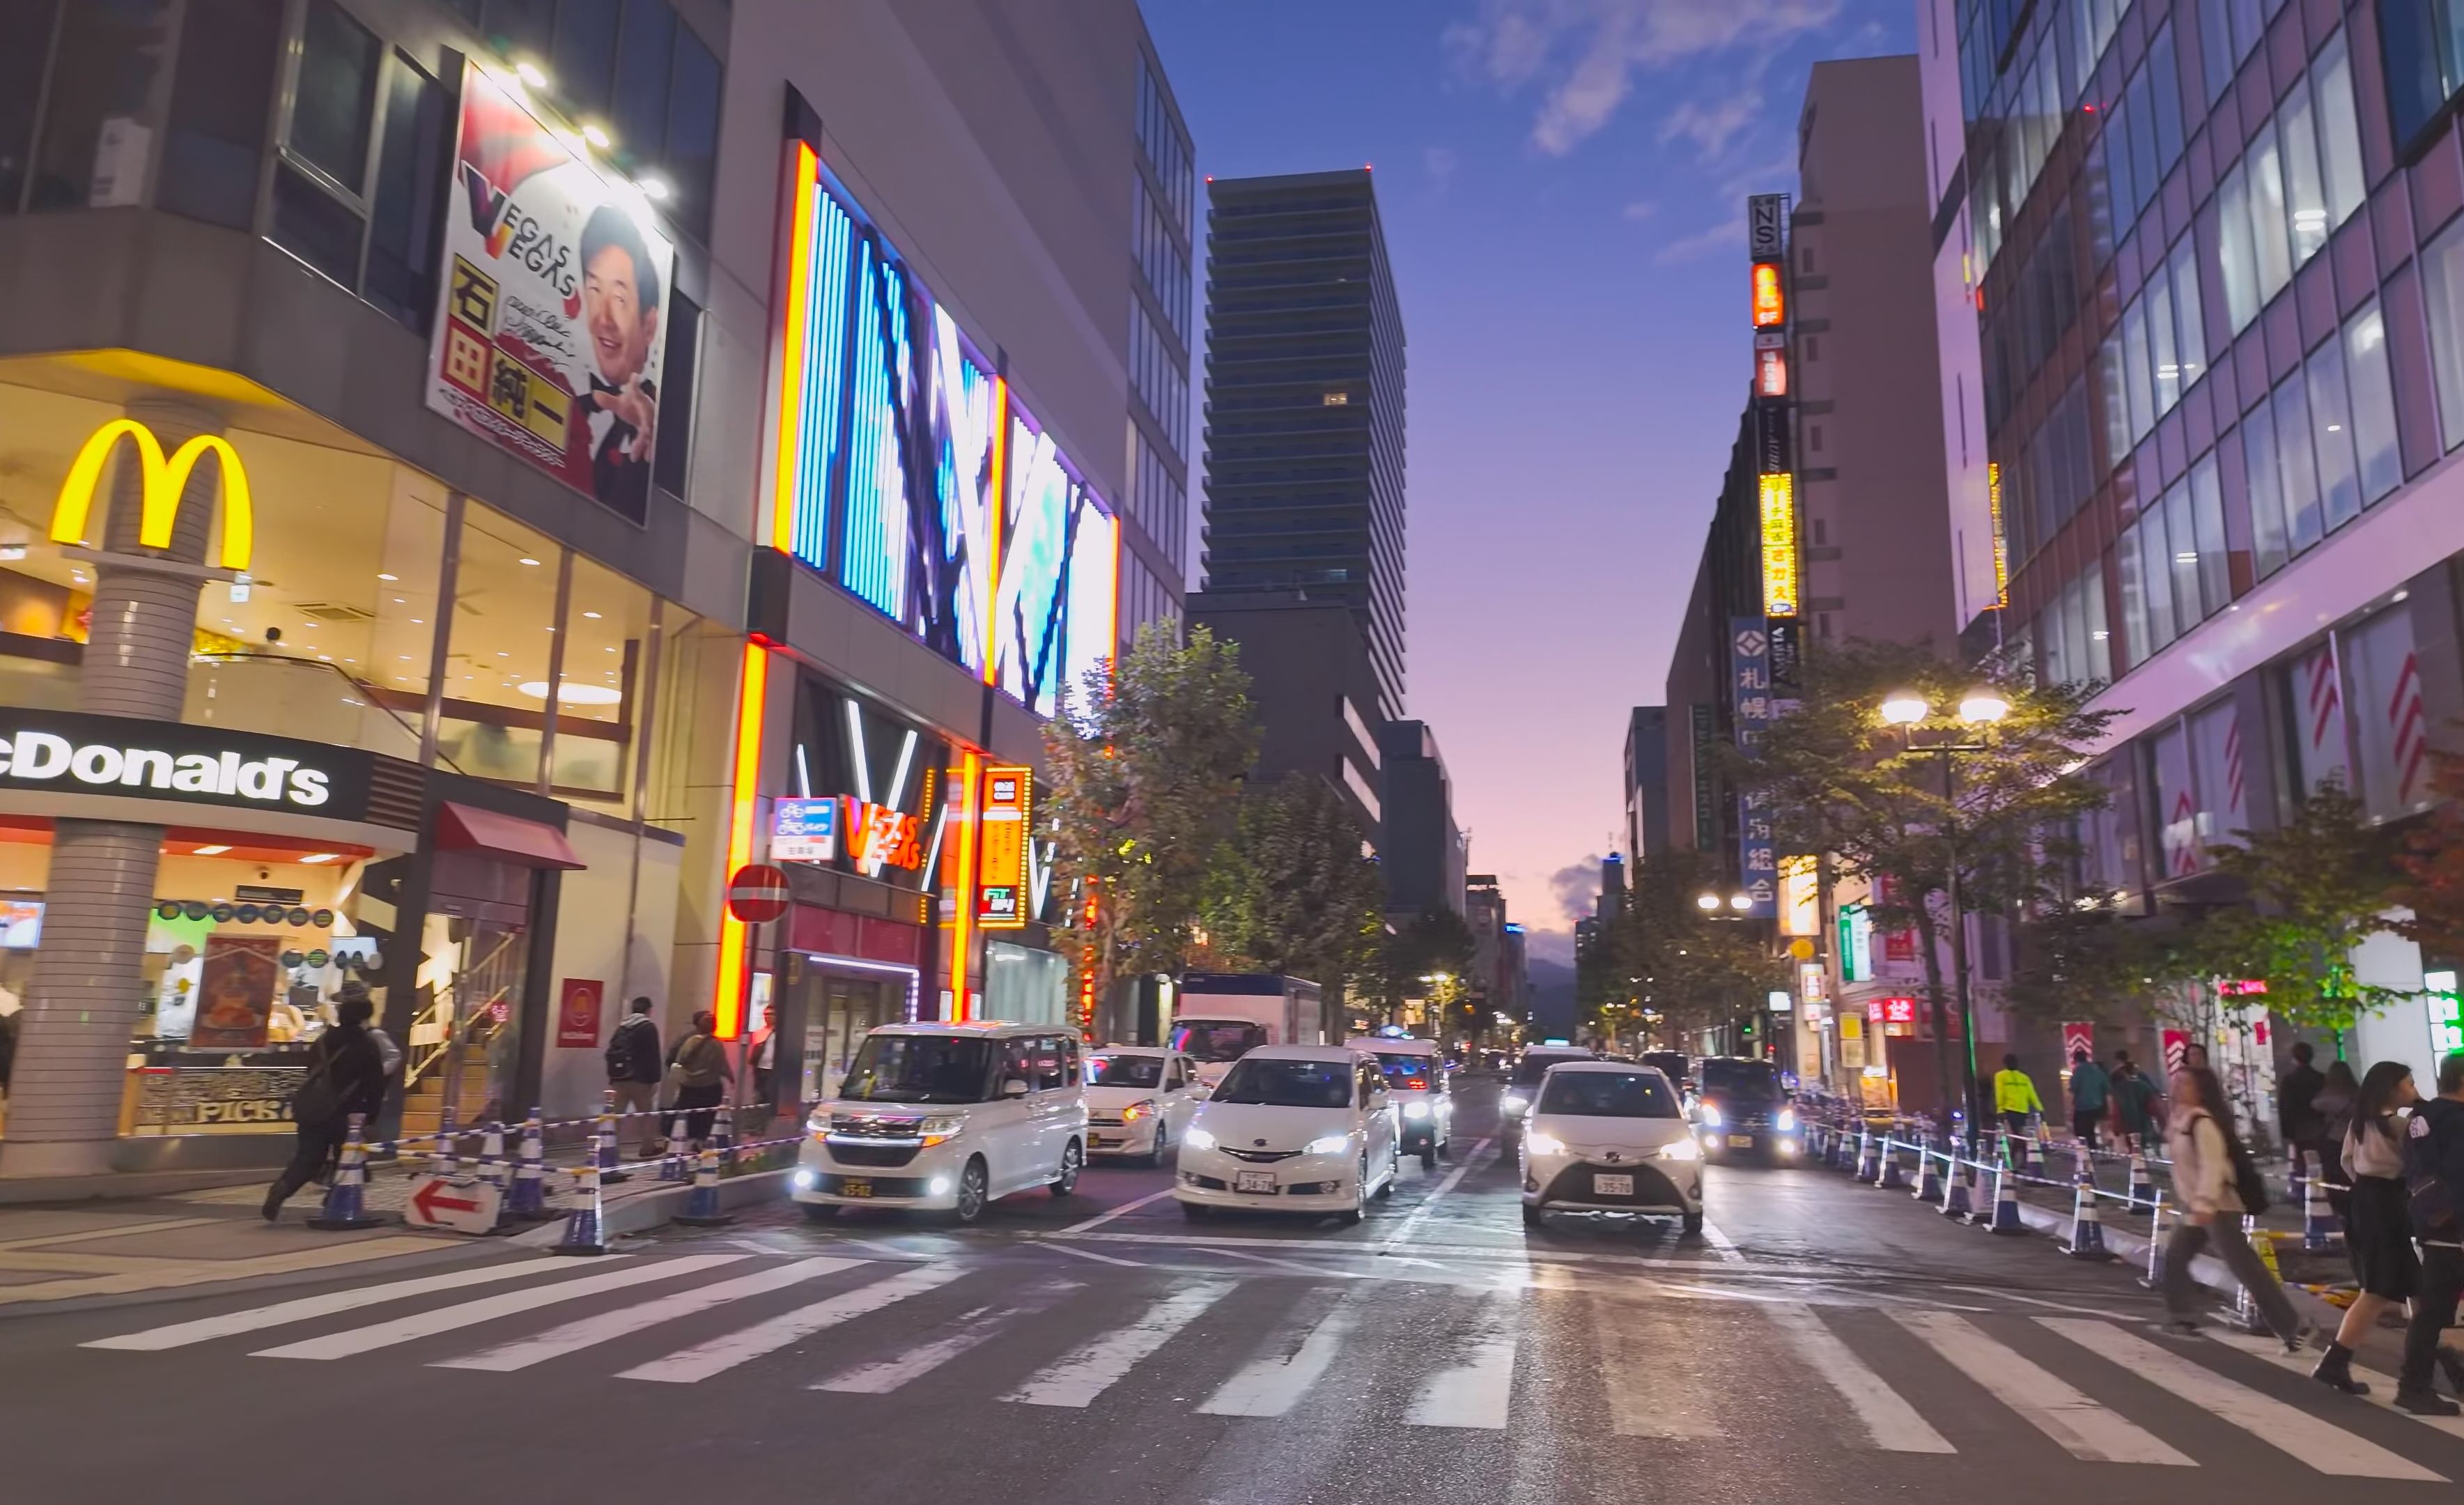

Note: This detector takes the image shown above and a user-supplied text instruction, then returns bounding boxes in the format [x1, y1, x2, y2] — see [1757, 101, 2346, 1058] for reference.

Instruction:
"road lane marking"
[1200, 1292, 1357, 1417]
[84, 1258, 582, 1351]
[619, 1263, 965, 1384]
[813, 1281, 1080, 1394]
[1407, 1292, 1518, 1428]
[1890, 1310, 2190, 1465]
[1698, 1217, 1745, 1265]
[2047, 1320, 2442, 1480]
[1378, 1136, 1495, 1251]
[0, 1217, 224, 1251]
[254, 1256, 744, 1360]
[1055, 1187, 1179, 1235]
[1002, 1279, 1232, 1407]
[2206, 1329, 2464, 1445]
[1948, 1286, 2141, 1320]
[1213, 1248, 1367, 1279]
[1049, 1244, 1151, 1269]
[1597, 1297, 1721, 1439]
[432, 1258, 858, 1373]
[1767, 1304, 1955, 1453]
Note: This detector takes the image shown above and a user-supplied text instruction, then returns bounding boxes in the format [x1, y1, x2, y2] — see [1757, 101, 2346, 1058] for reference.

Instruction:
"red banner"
[556, 978, 605, 1049]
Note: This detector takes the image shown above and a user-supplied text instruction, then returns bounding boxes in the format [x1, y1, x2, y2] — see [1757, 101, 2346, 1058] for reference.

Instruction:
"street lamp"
[1697, 890, 1754, 916]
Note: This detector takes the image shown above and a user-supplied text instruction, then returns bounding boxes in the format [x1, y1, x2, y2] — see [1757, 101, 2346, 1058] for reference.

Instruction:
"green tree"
[1737, 638, 2115, 1118]
[2203, 773, 2404, 1044]
[1607, 849, 1788, 1046]
[1044, 623, 1257, 1000]
[2006, 901, 2212, 1029]
[1195, 773, 1387, 1001]
[1377, 906, 1480, 1027]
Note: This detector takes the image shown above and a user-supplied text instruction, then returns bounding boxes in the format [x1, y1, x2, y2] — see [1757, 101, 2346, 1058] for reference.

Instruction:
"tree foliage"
[1377, 906, 1480, 1017]
[1602, 849, 1789, 1043]
[2399, 747, 2464, 962]
[1193, 773, 1386, 998]
[2006, 902, 2212, 1028]
[2201, 773, 2404, 1037]
[1044, 624, 1257, 986]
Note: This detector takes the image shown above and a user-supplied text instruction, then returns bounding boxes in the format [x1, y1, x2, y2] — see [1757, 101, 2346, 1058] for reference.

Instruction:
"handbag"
[290, 1047, 343, 1125]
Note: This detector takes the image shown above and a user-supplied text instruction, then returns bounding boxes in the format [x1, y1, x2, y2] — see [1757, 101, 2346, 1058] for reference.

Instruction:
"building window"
[2345, 302, 2402, 503]
[2210, 35, 2366, 332]
[2346, 605, 2430, 820]
[2284, 642, 2350, 798]
[2188, 700, 2246, 849]
[157, 0, 285, 230]
[2418, 217, 2464, 454]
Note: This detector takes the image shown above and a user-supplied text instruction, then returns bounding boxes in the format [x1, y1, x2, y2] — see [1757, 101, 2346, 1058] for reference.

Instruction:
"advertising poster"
[426, 61, 674, 525]
[975, 766, 1031, 927]
[556, 978, 605, 1049]
[190, 936, 284, 1049]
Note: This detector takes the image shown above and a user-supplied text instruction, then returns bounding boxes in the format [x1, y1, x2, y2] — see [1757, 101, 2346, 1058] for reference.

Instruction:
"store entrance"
[790, 966, 910, 1103]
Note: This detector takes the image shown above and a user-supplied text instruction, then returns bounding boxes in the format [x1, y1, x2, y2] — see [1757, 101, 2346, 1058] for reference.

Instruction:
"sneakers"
[2159, 1319, 2204, 1338]
[2394, 1387, 2463, 1417]
[2310, 1343, 2369, 1396]
[259, 1184, 285, 1224]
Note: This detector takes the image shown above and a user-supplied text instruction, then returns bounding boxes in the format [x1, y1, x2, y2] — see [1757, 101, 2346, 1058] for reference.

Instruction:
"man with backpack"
[2399, 1050, 2464, 1414]
[605, 996, 663, 1157]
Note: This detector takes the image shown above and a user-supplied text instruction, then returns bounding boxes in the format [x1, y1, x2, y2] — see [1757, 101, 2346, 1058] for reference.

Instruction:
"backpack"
[604, 1017, 646, 1081]
[2217, 1114, 2271, 1217]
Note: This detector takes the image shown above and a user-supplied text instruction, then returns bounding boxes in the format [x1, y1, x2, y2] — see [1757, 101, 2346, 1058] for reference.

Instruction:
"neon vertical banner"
[975, 766, 1032, 927]
[1730, 617, 1778, 919]
[714, 641, 770, 1040]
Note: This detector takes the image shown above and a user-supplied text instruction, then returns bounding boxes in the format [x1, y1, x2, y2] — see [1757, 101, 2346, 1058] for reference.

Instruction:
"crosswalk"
[66, 1252, 2464, 1478]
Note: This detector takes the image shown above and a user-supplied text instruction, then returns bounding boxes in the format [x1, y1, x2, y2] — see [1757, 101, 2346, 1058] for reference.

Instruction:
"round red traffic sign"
[727, 863, 792, 923]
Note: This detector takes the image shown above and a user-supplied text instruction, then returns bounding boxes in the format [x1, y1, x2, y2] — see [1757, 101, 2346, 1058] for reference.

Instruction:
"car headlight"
[1303, 1133, 1352, 1157]
[1122, 1098, 1157, 1123]
[918, 1115, 966, 1148]
[1181, 1125, 1216, 1152]
[1501, 1093, 1527, 1114]
[1698, 1103, 1723, 1128]
[1403, 1100, 1431, 1120]
[1659, 1139, 1701, 1161]
[1776, 1106, 1798, 1132]
[1523, 1131, 1565, 1157]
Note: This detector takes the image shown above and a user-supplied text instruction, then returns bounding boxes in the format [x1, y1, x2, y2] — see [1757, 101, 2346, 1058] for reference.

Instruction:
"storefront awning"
[433, 801, 584, 870]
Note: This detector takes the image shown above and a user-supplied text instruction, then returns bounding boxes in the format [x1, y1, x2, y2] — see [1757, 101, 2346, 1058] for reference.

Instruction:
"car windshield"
[1212, 1058, 1353, 1108]
[1170, 1021, 1269, 1063]
[1512, 1052, 1590, 1088]
[1641, 1051, 1690, 1081]
[836, 1035, 995, 1104]
[1536, 1072, 1682, 1118]
[1698, 1058, 1784, 1101]
[1087, 1056, 1165, 1088]
[1371, 1054, 1431, 1090]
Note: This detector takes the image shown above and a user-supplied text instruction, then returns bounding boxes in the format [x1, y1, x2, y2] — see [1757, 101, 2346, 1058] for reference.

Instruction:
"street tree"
[2399, 748, 2464, 963]
[1737, 638, 2114, 1120]
[1607, 849, 1788, 1047]
[1377, 906, 1480, 1022]
[2202, 773, 2405, 1047]
[1044, 623, 1257, 1003]
[1195, 772, 1387, 1002]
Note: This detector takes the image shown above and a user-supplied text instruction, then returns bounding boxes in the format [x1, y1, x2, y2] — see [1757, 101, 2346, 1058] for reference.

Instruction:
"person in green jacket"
[2066, 1049, 2112, 1148]
[2110, 1051, 2163, 1148]
[1994, 1054, 2045, 1137]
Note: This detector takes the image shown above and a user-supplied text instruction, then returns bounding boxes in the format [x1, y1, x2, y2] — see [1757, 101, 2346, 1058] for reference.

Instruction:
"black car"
[1691, 1057, 1802, 1160]
[1640, 1051, 1692, 1101]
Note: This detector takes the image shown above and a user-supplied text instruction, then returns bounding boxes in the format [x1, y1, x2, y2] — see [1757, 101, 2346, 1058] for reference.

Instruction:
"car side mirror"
[1001, 1079, 1030, 1099]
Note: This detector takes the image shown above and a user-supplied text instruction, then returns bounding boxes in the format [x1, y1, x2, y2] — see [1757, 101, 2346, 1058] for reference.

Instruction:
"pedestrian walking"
[661, 1010, 734, 1150]
[604, 996, 663, 1155]
[2159, 1065, 2313, 1352]
[2111, 1051, 2163, 1147]
[263, 993, 389, 1222]
[2314, 1061, 2423, 1398]
[2397, 1050, 2464, 1415]
[2067, 1049, 2111, 1150]
[1993, 1054, 2045, 1139]
[2313, 1058, 2360, 1225]
[2279, 1040, 2327, 1160]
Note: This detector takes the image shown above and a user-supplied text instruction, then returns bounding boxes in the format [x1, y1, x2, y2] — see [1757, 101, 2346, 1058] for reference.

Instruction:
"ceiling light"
[582, 610, 602, 619]
[519, 557, 541, 566]
[582, 123, 611, 148]
[394, 597, 407, 603]
[316, 654, 331, 662]
[497, 651, 510, 656]
[193, 844, 231, 856]
[0, 545, 25, 562]
[516, 680, 623, 705]
[377, 573, 397, 581]
[638, 176, 671, 201]
[300, 853, 340, 864]
[516, 61, 548, 89]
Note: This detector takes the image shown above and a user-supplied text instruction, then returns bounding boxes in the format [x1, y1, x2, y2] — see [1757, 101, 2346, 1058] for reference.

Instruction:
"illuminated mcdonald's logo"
[46, 418, 254, 573]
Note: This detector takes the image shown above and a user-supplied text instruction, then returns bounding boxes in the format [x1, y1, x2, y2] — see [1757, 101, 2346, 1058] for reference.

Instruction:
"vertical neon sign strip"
[1986, 461, 2009, 607]
[714, 641, 770, 1040]
[948, 751, 982, 1019]
[984, 378, 1007, 687]
[769, 143, 816, 555]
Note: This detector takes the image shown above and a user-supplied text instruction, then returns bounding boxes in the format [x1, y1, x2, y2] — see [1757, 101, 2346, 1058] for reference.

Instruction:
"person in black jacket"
[606, 996, 663, 1156]
[263, 996, 389, 1222]
[2398, 1051, 2464, 1415]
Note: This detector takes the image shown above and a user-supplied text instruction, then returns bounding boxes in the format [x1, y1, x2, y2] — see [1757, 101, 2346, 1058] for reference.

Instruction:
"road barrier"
[307, 1114, 385, 1230]
[596, 1090, 630, 1185]
[1941, 1153, 1976, 1219]
[672, 1145, 734, 1228]
[1877, 1136, 1909, 1191]
[552, 1160, 610, 1256]
[509, 1109, 550, 1223]
[2061, 1157, 2116, 1260]
[1984, 1163, 2029, 1235]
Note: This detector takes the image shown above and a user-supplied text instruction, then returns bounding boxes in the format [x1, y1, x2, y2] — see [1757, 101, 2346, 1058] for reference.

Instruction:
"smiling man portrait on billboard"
[579, 204, 660, 518]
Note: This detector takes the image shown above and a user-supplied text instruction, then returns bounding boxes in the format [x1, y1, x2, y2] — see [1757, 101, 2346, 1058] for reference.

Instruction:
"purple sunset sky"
[1145, 0, 1919, 962]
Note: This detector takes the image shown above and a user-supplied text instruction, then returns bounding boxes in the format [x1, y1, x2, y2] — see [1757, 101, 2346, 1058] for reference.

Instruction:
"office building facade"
[1623, 706, 1670, 863]
[1377, 718, 1466, 918]
[1186, 592, 1384, 833]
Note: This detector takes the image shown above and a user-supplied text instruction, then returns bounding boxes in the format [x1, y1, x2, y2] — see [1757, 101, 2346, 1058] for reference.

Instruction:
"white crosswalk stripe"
[1891, 1309, 2192, 1465]
[434, 1258, 860, 1373]
[81, 1258, 583, 1352]
[1001, 1279, 1232, 1408]
[1200, 1292, 1358, 1417]
[1767, 1304, 1954, 1453]
[1407, 1292, 1519, 1429]
[252, 1256, 747, 1361]
[813, 1280, 1082, 1394]
[618, 1263, 966, 1384]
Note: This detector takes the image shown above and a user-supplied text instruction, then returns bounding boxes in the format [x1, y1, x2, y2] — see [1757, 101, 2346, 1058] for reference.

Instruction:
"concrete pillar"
[3, 399, 221, 1175]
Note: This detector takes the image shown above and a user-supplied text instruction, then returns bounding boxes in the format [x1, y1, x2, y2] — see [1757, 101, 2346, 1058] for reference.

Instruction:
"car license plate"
[1728, 1134, 1754, 1148]
[1235, 1171, 1277, 1194]
[839, 1178, 873, 1198]
[1592, 1173, 1634, 1196]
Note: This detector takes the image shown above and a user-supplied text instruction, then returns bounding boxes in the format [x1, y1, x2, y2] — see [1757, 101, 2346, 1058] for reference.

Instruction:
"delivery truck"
[1168, 973, 1328, 1086]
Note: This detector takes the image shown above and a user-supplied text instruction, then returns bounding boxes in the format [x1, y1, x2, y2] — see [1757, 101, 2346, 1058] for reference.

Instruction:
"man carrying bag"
[2399, 1051, 2464, 1415]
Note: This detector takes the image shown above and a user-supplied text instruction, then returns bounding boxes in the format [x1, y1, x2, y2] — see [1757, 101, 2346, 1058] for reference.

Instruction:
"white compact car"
[1172, 1045, 1400, 1224]
[1519, 1061, 1703, 1235]
[1083, 1047, 1202, 1164]
[1347, 1035, 1452, 1168]
[791, 1021, 1086, 1224]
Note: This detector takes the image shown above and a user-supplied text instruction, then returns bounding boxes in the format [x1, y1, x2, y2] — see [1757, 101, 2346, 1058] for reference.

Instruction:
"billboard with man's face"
[425, 61, 675, 525]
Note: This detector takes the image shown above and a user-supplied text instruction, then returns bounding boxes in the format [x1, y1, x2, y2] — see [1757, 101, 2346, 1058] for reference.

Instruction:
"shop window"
[27, 0, 172, 211]
[642, 613, 734, 835]
[438, 507, 561, 787]
[2150, 722, 2202, 877]
[2346, 606, 2430, 821]
[552, 553, 656, 812]
[157, 0, 282, 229]
[2283, 642, 2351, 798]
[2189, 700, 2247, 849]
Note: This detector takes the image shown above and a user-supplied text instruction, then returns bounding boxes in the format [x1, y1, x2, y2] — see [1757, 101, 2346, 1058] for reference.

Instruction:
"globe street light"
[1958, 691, 2010, 725]
[1879, 693, 1929, 726]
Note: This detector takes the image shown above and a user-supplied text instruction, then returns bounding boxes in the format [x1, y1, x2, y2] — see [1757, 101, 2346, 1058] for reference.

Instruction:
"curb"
[511, 1168, 791, 1247]
[0, 1168, 272, 1205]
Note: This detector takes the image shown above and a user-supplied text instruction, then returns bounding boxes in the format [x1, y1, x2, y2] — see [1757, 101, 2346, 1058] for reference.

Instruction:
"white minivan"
[792, 1021, 1086, 1224]
[1172, 1044, 1400, 1224]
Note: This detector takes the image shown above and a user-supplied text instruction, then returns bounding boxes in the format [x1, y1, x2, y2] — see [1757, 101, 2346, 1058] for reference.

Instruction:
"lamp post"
[1877, 688, 2008, 1140]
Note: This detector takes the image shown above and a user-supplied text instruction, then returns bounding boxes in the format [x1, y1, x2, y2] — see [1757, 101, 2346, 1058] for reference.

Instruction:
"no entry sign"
[727, 863, 792, 924]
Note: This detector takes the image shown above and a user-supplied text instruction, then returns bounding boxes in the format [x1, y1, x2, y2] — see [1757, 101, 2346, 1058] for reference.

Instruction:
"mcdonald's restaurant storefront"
[0, 360, 734, 1174]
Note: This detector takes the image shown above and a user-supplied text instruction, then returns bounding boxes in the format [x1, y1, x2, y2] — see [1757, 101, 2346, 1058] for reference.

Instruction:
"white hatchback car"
[1519, 1061, 1704, 1235]
[1347, 1035, 1452, 1168]
[791, 1022, 1086, 1224]
[1172, 1045, 1400, 1224]
[1083, 1047, 1202, 1164]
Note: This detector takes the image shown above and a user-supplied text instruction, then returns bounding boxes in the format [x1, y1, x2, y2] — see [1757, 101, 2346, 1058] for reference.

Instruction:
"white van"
[1346, 1035, 1452, 1168]
[792, 1021, 1085, 1224]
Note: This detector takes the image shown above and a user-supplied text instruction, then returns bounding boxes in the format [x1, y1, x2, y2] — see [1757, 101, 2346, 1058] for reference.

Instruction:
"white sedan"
[1173, 1046, 1400, 1224]
[1083, 1047, 1202, 1164]
[1520, 1061, 1704, 1235]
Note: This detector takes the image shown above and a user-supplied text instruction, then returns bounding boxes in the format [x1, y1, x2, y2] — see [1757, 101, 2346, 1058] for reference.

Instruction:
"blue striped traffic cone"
[1830, 1120, 1854, 1171]
[2061, 1158, 2115, 1260]
[596, 1090, 631, 1184]
[476, 1119, 511, 1233]
[1940, 1150, 1976, 1219]
[433, 1109, 459, 1178]
[658, 1122, 689, 1182]
[2288, 1147, 2309, 1213]
[1877, 1135, 1909, 1191]
[2125, 1144, 2156, 1212]
[713, 1105, 737, 1175]
[307, 1113, 387, 1230]
[550, 1161, 610, 1256]
[1984, 1163, 2028, 1235]
[1914, 1136, 1944, 1201]
[2301, 1151, 2339, 1251]
[1853, 1128, 1880, 1182]
[509, 1108, 550, 1221]
[672, 1145, 735, 1226]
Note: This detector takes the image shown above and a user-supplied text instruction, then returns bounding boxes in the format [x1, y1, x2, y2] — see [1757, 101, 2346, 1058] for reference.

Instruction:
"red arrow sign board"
[404, 1175, 503, 1235]
[728, 863, 792, 924]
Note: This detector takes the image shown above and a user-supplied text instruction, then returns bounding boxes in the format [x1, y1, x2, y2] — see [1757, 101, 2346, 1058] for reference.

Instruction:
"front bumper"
[1172, 1149, 1356, 1211]
[1521, 1155, 1700, 1213]
[1086, 1120, 1161, 1157]
[791, 1138, 963, 1210]
[1695, 1124, 1801, 1157]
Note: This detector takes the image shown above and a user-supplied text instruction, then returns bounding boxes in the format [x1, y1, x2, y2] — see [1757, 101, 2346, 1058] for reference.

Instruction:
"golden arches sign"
[46, 418, 254, 573]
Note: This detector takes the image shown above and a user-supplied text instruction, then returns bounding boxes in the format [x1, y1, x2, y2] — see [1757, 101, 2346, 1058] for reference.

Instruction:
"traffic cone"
[672, 1145, 735, 1226]
[1914, 1136, 1944, 1201]
[307, 1114, 387, 1230]
[550, 1161, 609, 1256]
[597, 1090, 631, 1184]
[2139, 1191, 2170, 1289]
[1877, 1134, 1909, 1191]
[2033, 1118, 2054, 1178]
[2126, 1145, 2156, 1212]
[509, 1108, 550, 1221]
[1940, 1148, 1976, 1219]
[433, 1109, 459, 1178]
[2302, 1150, 2339, 1251]
[713, 1105, 737, 1175]
[1984, 1163, 2028, 1235]
[475, 1119, 510, 1232]
[2061, 1158, 2115, 1260]
[1853, 1128, 1879, 1182]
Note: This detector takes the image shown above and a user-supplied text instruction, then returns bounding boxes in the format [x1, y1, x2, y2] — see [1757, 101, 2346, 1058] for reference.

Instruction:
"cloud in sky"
[1425, 145, 1459, 187]
[1621, 199, 1657, 221]
[1444, 0, 1844, 155]
[1547, 854, 1604, 925]
[1654, 212, 1746, 264]
[1659, 93, 1764, 162]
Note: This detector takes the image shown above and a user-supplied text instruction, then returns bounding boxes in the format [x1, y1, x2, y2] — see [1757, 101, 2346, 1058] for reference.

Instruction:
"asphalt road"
[5, 1079, 2463, 1504]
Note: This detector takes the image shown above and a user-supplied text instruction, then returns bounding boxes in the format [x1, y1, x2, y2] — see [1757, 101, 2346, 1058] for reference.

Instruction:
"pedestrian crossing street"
[69, 1252, 2464, 1478]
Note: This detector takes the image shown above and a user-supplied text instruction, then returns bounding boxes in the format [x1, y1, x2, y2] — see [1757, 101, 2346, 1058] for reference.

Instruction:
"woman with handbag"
[2312, 1061, 2422, 1395]
[661, 1010, 734, 1150]
[2161, 1065, 2315, 1351]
